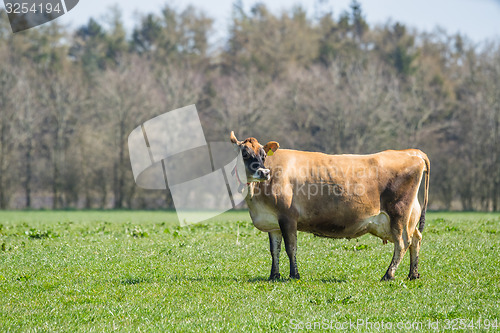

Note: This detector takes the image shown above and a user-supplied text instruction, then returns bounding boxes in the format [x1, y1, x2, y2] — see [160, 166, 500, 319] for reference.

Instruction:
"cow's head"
[230, 131, 279, 182]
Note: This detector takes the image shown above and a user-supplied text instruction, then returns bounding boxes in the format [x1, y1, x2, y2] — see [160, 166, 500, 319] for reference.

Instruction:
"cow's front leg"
[268, 230, 282, 280]
[278, 216, 300, 279]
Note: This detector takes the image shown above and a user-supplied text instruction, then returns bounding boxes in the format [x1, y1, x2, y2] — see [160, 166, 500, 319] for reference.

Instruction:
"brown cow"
[230, 131, 429, 281]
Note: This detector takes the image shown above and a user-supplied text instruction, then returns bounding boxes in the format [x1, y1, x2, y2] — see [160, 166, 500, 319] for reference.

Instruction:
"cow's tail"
[418, 152, 430, 233]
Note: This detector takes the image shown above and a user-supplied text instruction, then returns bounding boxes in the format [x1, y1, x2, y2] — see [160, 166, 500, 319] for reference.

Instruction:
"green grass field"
[0, 211, 499, 332]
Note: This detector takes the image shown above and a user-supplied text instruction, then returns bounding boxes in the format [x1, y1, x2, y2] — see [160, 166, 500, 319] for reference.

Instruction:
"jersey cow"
[230, 131, 430, 281]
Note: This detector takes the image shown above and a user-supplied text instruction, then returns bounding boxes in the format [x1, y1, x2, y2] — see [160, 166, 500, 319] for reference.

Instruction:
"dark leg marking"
[278, 216, 300, 279]
[268, 230, 282, 280]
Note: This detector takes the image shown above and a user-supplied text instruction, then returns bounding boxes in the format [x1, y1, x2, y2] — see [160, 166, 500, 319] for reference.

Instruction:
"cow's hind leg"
[382, 233, 411, 281]
[408, 228, 422, 280]
[381, 203, 413, 281]
[268, 230, 282, 280]
[278, 216, 300, 279]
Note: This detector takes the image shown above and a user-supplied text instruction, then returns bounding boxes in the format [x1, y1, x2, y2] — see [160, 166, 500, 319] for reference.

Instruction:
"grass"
[0, 210, 499, 332]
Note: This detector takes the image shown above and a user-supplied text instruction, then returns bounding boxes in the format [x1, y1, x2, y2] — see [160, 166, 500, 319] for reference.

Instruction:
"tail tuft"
[418, 208, 426, 233]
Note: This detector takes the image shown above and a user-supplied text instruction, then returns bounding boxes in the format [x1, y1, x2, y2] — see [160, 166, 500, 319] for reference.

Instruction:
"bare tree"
[96, 56, 156, 208]
[0, 48, 19, 209]
[15, 67, 42, 208]
[37, 66, 84, 208]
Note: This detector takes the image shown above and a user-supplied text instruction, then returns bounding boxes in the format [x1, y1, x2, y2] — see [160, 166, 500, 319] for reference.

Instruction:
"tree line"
[0, 1, 498, 211]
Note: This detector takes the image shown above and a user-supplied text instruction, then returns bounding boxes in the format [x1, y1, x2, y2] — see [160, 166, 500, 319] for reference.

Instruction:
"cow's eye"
[241, 149, 249, 158]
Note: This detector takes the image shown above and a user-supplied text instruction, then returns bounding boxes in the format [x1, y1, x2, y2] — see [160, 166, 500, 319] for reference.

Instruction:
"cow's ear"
[263, 141, 279, 156]
[230, 131, 240, 145]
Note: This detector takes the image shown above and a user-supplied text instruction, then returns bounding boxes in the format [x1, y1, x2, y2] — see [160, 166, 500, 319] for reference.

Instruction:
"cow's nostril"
[260, 169, 270, 179]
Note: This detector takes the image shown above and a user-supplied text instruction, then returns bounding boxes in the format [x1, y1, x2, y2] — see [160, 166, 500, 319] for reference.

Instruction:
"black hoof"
[269, 273, 281, 281]
[290, 273, 300, 280]
[380, 274, 394, 281]
[408, 273, 420, 280]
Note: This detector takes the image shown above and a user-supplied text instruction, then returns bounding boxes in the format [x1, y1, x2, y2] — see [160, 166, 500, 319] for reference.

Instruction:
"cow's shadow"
[246, 277, 277, 283]
[167, 275, 347, 283]
[246, 276, 347, 283]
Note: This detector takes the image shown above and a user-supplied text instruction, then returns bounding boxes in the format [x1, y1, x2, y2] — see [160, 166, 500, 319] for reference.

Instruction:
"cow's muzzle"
[252, 168, 270, 181]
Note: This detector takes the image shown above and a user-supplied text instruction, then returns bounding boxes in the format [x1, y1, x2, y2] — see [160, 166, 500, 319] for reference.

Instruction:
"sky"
[18, 0, 500, 43]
